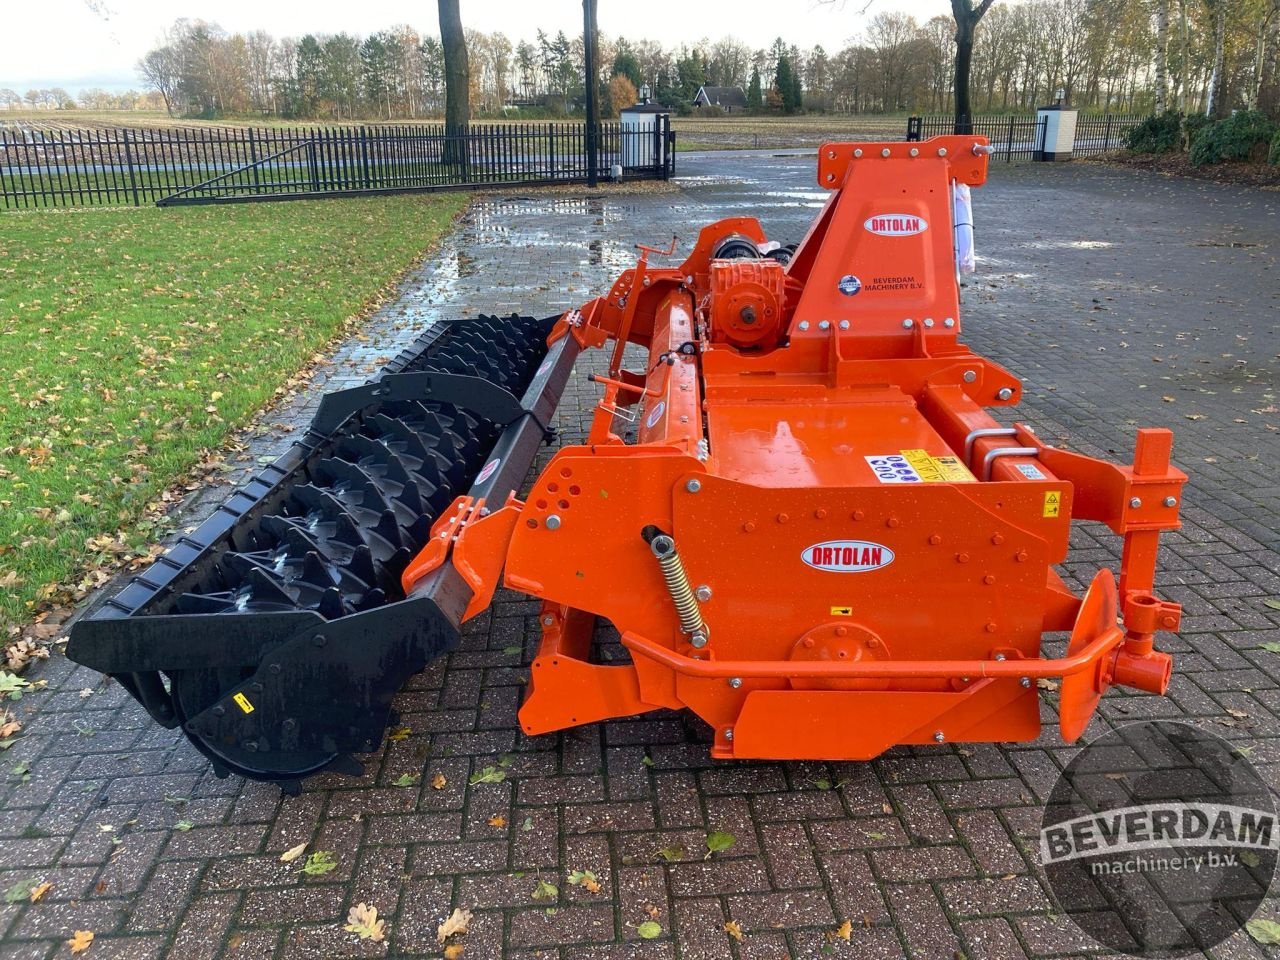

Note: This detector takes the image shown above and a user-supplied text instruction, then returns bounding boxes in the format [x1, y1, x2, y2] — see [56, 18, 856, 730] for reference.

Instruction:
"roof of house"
[694, 85, 747, 108]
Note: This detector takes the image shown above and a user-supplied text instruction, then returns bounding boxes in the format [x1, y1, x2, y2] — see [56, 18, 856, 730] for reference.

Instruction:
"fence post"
[1104, 114, 1114, 152]
[308, 139, 319, 193]
[547, 124, 555, 180]
[360, 127, 371, 189]
[247, 127, 260, 192]
[1006, 115, 1015, 163]
[122, 128, 140, 207]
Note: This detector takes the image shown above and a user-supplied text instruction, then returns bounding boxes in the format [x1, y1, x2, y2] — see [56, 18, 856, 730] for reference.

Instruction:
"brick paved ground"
[2, 154, 1278, 960]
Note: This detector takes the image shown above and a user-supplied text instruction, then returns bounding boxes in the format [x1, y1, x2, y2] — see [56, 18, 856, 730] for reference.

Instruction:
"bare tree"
[439, 0, 470, 165]
[951, 0, 998, 131]
[137, 47, 181, 115]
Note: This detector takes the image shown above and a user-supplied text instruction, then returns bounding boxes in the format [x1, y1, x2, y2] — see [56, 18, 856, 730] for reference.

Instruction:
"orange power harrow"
[69, 137, 1184, 788]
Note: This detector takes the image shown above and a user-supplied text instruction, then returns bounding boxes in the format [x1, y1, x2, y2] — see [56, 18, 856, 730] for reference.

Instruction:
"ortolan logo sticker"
[645, 400, 666, 429]
[864, 214, 927, 237]
[802, 540, 895, 573]
[476, 457, 501, 483]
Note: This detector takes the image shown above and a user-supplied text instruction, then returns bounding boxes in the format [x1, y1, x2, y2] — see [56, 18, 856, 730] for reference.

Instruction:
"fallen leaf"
[444, 946, 465, 960]
[1265, 599, 1280, 611]
[567, 869, 601, 894]
[469, 766, 506, 785]
[1261, 642, 1280, 654]
[392, 773, 420, 787]
[724, 920, 744, 941]
[637, 920, 662, 940]
[521, 816, 533, 832]
[4, 879, 38, 903]
[431, 772, 448, 790]
[343, 902, 386, 942]
[173, 820, 193, 832]
[657, 844, 686, 862]
[299, 850, 337, 876]
[1227, 708, 1249, 719]
[29, 881, 52, 902]
[437, 906, 473, 944]
[704, 831, 735, 859]
[387, 726, 411, 741]
[835, 919, 853, 941]
[488, 815, 507, 828]
[68, 930, 94, 955]
[280, 842, 307, 863]
[531, 879, 558, 901]
[1247, 918, 1280, 945]
[1036, 678, 1059, 691]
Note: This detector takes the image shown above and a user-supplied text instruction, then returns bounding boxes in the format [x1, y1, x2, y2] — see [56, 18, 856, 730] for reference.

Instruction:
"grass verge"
[0, 193, 466, 628]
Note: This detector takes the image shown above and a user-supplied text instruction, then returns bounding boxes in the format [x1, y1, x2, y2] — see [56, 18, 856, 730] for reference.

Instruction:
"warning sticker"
[1016, 463, 1047, 481]
[232, 692, 255, 714]
[901, 449, 975, 483]
[1043, 491, 1062, 518]
[830, 605, 853, 616]
[865, 455, 922, 484]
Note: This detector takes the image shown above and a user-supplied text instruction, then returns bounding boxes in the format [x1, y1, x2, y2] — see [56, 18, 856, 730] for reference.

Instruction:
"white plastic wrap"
[953, 182, 975, 275]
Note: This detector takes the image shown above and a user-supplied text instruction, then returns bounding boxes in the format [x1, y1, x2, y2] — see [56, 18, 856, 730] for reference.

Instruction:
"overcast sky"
[3, 0, 935, 93]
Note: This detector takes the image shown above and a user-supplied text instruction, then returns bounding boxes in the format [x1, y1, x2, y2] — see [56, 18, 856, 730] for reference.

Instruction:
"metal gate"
[907, 115, 1047, 162]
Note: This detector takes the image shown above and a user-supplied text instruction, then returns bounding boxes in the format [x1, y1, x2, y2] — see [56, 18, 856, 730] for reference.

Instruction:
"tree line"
[10, 0, 1276, 122]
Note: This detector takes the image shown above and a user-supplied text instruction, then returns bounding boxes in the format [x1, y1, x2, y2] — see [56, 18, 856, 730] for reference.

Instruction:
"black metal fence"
[907, 114, 1048, 161]
[906, 113, 1148, 161]
[0, 120, 675, 209]
[1071, 114, 1148, 156]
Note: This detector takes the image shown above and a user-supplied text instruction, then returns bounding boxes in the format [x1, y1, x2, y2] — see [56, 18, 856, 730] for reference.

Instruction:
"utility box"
[1035, 105, 1078, 161]
[620, 102, 670, 171]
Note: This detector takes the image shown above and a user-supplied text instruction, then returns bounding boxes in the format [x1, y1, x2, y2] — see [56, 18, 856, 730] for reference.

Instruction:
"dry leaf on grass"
[67, 930, 94, 954]
[279, 842, 307, 863]
[343, 902, 386, 942]
[724, 920, 744, 941]
[437, 907, 473, 945]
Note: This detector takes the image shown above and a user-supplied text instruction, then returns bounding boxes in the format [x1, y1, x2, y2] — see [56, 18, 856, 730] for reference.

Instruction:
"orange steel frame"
[402, 136, 1185, 759]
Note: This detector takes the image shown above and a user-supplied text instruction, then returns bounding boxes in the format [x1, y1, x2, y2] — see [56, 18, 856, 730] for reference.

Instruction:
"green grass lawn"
[0, 193, 466, 628]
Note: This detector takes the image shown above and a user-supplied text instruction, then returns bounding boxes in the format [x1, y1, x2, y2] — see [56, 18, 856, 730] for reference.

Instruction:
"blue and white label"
[645, 400, 666, 429]
[838, 274, 862, 296]
[865, 454, 922, 484]
[1015, 463, 1047, 480]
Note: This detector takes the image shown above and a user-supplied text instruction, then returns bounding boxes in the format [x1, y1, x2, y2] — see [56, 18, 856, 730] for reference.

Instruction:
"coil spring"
[650, 534, 708, 644]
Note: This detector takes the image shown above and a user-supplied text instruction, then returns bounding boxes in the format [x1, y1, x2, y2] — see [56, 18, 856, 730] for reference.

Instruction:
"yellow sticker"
[901, 449, 975, 483]
[1043, 491, 1062, 518]
[232, 692, 255, 714]
[830, 605, 853, 616]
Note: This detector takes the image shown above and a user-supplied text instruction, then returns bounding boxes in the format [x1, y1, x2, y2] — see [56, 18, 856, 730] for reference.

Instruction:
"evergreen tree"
[747, 66, 762, 109]
[774, 54, 794, 113]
